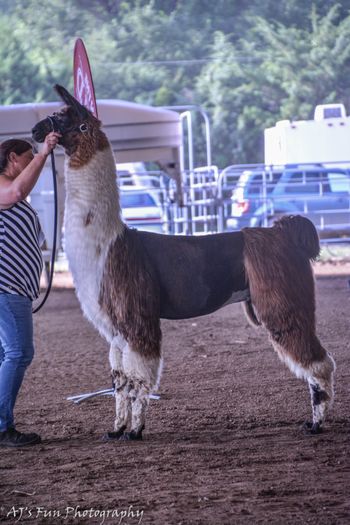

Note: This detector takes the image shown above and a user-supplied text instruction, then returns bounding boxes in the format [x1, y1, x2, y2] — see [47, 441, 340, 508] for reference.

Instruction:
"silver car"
[120, 186, 165, 233]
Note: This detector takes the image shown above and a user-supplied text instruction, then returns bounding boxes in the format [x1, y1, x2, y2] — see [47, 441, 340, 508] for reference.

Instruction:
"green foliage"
[197, 4, 350, 163]
[1, 1, 350, 166]
[0, 15, 43, 104]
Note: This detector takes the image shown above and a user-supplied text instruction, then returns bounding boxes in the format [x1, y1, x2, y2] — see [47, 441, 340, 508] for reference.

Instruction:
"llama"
[32, 85, 335, 440]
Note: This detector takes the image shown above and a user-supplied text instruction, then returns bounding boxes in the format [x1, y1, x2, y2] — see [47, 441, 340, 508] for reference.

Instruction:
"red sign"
[73, 38, 98, 117]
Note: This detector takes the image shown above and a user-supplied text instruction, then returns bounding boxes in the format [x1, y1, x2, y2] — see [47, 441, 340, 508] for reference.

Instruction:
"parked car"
[227, 166, 350, 237]
[120, 186, 166, 233]
[262, 167, 350, 235]
[117, 162, 161, 188]
[226, 168, 283, 229]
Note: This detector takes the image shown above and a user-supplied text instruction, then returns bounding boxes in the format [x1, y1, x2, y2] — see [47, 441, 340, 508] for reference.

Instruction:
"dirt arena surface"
[1, 265, 349, 525]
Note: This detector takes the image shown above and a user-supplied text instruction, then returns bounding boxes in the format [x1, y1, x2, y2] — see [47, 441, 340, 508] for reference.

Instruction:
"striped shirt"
[0, 200, 44, 300]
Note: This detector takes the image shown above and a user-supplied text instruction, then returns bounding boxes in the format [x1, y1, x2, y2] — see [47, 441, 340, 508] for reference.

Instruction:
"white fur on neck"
[64, 148, 124, 342]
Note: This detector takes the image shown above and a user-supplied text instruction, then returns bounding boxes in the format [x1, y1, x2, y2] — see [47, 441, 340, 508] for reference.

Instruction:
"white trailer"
[264, 103, 350, 166]
[0, 99, 182, 250]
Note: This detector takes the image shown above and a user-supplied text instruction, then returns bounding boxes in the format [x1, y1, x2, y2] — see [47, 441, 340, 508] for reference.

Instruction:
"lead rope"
[32, 128, 58, 313]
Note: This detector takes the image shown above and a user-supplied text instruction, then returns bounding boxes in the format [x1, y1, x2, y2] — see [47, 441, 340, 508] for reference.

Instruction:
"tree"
[0, 15, 43, 104]
[2, 1, 350, 166]
[196, 5, 350, 165]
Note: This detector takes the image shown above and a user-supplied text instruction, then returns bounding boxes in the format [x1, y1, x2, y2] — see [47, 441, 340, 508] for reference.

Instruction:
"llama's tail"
[271, 215, 320, 261]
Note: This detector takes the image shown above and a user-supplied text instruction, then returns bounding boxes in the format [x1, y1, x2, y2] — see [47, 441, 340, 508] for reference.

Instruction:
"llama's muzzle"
[32, 120, 51, 143]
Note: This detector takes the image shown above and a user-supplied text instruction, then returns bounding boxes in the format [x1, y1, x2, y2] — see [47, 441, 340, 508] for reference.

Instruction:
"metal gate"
[162, 166, 219, 235]
[162, 162, 350, 242]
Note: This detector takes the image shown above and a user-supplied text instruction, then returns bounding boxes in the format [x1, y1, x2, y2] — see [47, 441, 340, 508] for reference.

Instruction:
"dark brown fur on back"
[99, 229, 162, 358]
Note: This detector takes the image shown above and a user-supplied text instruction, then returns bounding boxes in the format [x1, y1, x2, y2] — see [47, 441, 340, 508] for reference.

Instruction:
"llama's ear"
[54, 84, 90, 119]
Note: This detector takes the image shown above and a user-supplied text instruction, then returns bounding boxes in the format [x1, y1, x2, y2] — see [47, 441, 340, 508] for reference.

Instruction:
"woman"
[0, 131, 60, 447]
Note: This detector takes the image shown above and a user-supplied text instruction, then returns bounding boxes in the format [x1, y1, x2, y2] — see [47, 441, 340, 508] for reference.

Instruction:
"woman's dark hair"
[0, 139, 33, 174]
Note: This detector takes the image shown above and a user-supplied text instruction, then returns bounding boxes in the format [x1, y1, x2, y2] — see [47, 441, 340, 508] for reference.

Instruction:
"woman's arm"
[0, 132, 60, 207]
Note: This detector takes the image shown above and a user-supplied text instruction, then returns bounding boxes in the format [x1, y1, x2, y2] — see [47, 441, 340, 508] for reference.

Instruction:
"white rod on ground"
[67, 389, 160, 404]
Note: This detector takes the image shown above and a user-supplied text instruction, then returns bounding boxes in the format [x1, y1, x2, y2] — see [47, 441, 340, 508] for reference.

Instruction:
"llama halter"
[47, 114, 88, 135]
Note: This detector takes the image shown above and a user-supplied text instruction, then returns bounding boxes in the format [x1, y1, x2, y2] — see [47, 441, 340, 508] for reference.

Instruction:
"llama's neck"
[64, 146, 124, 245]
[63, 146, 123, 341]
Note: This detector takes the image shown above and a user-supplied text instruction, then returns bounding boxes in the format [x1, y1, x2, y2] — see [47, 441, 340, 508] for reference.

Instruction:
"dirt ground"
[0, 263, 349, 525]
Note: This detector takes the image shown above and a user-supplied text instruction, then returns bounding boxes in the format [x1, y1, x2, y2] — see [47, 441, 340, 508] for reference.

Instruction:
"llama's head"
[32, 85, 109, 162]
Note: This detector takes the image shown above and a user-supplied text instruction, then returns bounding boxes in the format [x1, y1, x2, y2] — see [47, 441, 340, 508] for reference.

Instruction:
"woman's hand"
[41, 132, 61, 157]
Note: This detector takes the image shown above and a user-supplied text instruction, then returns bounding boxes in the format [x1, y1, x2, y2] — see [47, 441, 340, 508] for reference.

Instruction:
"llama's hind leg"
[106, 336, 131, 440]
[305, 351, 335, 434]
[121, 347, 162, 441]
[270, 331, 335, 434]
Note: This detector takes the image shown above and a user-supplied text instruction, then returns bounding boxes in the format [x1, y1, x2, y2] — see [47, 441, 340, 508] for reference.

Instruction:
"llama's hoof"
[102, 426, 127, 441]
[302, 421, 323, 435]
[119, 429, 143, 441]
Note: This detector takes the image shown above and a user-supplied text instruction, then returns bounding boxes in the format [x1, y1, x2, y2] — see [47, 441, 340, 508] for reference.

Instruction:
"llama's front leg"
[122, 379, 150, 441]
[107, 371, 130, 439]
[105, 337, 131, 440]
[120, 348, 162, 441]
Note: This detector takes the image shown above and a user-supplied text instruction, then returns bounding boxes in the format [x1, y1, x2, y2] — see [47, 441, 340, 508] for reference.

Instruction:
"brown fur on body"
[98, 227, 248, 356]
[242, 216, 325, 367]
[99, 229, 162, 359]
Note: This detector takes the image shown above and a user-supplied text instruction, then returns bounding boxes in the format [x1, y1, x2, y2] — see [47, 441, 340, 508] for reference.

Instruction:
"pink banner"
[73, 38, 98, 117]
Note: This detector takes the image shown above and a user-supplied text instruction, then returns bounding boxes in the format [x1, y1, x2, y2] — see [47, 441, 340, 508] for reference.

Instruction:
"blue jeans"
[0, 293, 34, 432]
